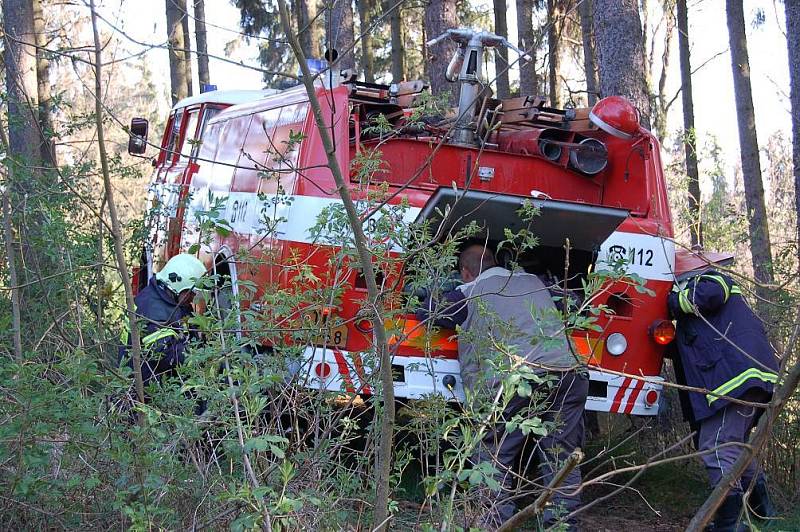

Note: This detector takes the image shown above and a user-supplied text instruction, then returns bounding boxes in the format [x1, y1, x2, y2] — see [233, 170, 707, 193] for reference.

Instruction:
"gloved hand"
[667, 291, 681, 319]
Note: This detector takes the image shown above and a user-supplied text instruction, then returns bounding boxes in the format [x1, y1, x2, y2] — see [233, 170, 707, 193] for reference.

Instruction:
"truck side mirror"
[128, 117, 149, 155]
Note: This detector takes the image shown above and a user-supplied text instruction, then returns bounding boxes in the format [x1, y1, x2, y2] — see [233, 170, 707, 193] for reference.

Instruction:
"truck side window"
[165, 110, 183, 164]
[191, 107, 223, 159]
[179, 109, 200, 162]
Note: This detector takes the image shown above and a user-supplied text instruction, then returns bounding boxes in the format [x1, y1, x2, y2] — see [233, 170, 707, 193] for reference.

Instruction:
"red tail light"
[651, 320, 675, 345]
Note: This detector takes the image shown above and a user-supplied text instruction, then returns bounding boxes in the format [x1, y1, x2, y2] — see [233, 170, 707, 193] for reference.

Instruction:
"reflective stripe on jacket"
[667, 270, 779, 421]
[118, 276, 193, 386]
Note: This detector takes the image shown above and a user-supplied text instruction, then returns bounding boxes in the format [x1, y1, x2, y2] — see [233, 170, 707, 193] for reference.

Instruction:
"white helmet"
[156, 254, 207, 294]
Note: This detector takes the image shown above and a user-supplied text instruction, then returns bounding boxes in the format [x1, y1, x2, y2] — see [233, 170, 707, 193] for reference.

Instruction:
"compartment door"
[417, 188, 628, 252]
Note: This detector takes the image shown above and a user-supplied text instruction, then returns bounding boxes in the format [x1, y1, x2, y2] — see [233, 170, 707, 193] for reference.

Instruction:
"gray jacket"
[418, 267, 575, 392]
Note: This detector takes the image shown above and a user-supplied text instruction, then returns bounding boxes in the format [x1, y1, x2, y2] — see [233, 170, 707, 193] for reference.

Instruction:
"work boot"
[706, 494, 748, 532]
[748, 477, 777, 520]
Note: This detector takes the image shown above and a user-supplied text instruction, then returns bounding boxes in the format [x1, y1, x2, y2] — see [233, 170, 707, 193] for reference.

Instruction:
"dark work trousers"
[698, 389, 769, 495]
[474, 370, 589, 529]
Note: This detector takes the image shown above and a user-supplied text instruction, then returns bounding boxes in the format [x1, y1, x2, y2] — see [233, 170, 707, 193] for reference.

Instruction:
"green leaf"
[468, 470, 482, 486]
[244, 434, 288, 454]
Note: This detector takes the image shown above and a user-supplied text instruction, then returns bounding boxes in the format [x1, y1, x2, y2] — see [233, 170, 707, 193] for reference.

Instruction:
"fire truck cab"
[130, 31, 677, 416]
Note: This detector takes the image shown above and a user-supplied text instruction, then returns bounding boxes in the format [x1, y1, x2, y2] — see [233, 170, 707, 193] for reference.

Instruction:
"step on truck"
[128, 28, 678, 416]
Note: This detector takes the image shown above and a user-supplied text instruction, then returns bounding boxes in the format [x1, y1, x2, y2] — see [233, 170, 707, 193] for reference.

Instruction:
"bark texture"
[326, 0, 356, 70]
[678, 0, 702, 248]
[357, 0, 375, 82]
[33, 0, 55, 165]
[389, 0, 404, 81]
[578, 0, 598, 106]
[180, 0, 193, 97]
[4, 0, 41, 167]
[493, 0, 511, 98]
[298, 0, 321, 58]
[516, 0, 537, 96]
[592, 0, 651, 125]
[726, 0, 774, 293]
[166, 0, 190, 104]
[194, 0, 211, 86]
[547, 0, 562, 107]
[424, 0, 458, 104]
[786, 0, 800, 268]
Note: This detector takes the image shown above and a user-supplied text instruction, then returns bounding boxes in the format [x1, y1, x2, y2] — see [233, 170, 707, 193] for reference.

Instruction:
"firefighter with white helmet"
[120, 253, 207, 387]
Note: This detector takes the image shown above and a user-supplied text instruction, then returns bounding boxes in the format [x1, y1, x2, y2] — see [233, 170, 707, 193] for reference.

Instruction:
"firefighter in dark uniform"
[668, 255, 778, 531]
[120, 253, 207, 387]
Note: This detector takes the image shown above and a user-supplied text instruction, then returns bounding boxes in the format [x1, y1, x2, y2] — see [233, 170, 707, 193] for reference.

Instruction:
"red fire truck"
[129, 29, 678, 416]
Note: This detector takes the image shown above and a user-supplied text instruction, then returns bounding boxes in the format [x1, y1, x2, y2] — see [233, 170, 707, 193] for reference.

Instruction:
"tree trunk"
[678, 0, 702, 249]
[298, 0, 321, 58]
[166, 0, 190, 105]
[357, 0, 375, 82]
[389, 0, 404, 82]
[194, 0, 211, 86]
[592, 0, 652, 126]
[547, 0, 562, 107]
[4, 0, 40, 168]
[32, 0, 54, 165]
[180, 0, 194, 97]
[2, 188, 23, 361]
[326, 0, 356, 70]
[578, 0, 598, 106]
[726, 0, 774, 296]
[424, 0, 458, 104]
[516, 0, 537, 96]
[493, 0, 510, 98]
[653, 3, 674, 141]
[786, 0, 800, 270]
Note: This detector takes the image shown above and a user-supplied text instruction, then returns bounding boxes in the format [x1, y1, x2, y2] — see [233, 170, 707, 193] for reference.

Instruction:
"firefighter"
[120, 253, 207, 388]
[667, 255, 778, 531]
[417, 243, 587, 529]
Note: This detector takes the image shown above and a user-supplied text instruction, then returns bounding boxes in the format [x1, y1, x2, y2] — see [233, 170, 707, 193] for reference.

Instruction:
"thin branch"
[89, 0, 145, 410]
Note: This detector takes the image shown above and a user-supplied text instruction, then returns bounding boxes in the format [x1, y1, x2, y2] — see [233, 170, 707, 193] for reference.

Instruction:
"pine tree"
[166, 0, 190, 104]
[726, 0, 774, 299]
[424, 0, 458, 104]
[785, 0, 800, 268]
[593, 0, 651, 124]
[677, 0, 701, 248]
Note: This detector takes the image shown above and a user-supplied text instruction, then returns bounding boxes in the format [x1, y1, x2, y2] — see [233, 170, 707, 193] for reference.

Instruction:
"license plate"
[307, 310, 348, 349]
[317, 324, 348, 348]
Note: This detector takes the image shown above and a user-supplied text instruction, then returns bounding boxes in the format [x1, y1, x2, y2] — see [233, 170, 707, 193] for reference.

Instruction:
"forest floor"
[392, 411, 800, 531]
